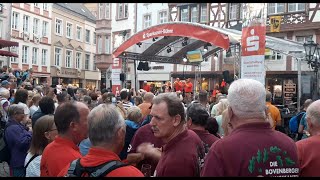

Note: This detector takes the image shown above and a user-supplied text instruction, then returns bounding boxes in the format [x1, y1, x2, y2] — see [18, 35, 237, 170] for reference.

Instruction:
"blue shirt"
[79, 138, 92, 156]
[299, 113, 308, 139]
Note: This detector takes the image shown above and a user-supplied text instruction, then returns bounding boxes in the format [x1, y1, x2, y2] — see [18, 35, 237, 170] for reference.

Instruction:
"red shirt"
[58, 147, 144, 177]
[192, 129, 220, 147]
[40, 136, 82, 177]
[155, 129, 205, 177]
[128, 124, 164, 175]
[143, 84, 150, 92]
[174, 81, 183, 92]
[296, 135, 320, 177]
[184, 82, 193, 93]
[201, 122, 299, 177]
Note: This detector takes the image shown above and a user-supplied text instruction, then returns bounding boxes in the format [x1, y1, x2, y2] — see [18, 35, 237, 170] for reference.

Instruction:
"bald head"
[306, 100, 320, 127]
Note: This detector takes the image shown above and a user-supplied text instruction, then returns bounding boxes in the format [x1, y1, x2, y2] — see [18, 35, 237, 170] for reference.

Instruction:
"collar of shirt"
[231, 121, 271, 135]
[54, 136, 80, 152]
[80, 147, 121, 167]
[162, 129, 188, 152]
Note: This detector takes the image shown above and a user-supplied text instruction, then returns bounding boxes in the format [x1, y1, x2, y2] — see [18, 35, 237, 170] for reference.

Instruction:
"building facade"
[51, 3, 100, 89]
[10, 3, 52, 84]
[0, 3, 11, 67]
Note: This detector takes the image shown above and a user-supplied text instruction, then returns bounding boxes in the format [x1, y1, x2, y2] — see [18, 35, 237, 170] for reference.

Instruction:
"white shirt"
[24, 152, 42, 177]
[18, 102, 30, 117]
[29, 105, 39, 118]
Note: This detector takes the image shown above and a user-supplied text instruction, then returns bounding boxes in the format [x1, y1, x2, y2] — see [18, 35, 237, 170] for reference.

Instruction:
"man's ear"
[186, 117, 192, 128]
[70, 121, 78, 132]
[227, 106, 233, 120]
[173, 115, 182, 127]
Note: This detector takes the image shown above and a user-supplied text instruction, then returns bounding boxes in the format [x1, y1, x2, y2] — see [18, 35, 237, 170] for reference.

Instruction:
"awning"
[0, 50, 18, 57]
[0, 39, 19, 49]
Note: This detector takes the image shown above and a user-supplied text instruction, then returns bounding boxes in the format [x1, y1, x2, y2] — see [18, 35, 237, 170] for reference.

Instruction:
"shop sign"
[152, 66, 164, 70]
[112, 58, 122, 95]
[284, 83, 296, 100]
[56, 67, 80, 78]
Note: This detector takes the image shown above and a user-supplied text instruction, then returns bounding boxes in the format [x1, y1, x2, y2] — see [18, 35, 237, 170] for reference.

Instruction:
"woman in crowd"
[29, 94, 41, 118]
[24, 115, 57, 177]
[214, 98, 229, 137]
[13, 89, 30, 123]
[205, 116, 221, 138]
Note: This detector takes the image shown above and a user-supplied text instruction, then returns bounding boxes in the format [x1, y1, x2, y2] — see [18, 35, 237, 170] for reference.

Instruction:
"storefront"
[83, 70, 101, 91]
[51, 66, 82, 87]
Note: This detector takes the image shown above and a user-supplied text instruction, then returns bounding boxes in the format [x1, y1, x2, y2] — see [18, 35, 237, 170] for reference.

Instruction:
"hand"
[137, 143, 155, 157]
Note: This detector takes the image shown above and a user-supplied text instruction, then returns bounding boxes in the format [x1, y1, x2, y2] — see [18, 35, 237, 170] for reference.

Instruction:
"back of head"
[216, 99, 229, 116]
[303, 99, 313, 110]
[29, 115, 55, 155]
[266, 91, 272, 102]
[187, 102, 209, 127]
[88, 104, 125, 146]
[8, 104, 25, 117]
[228, 79, 266, 119]
[120, 90, 128, 100]
[0, 89, 10, 99]
[83, 95, 92, 104]
[54, 102, 80, 134]
[152, 92, 185, 123]
[306, 100, 320, 126]
[127, 106, 142, 123]
[32, 94, 42, 104]
[39, 96, 55, 114]
[57, 91, 68, 103]
[143, 92, 154, 103]
[89, 92, 98, 101]
[77, 88, 87, 96]
[199, 90, 208, 103]
[102, 92, 115, 103]
[205, 116, 219, 136]
[14, 89, 28, 104]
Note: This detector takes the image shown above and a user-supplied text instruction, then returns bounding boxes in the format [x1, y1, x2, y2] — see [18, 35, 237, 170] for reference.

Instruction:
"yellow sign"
[270, 16, 281, 32]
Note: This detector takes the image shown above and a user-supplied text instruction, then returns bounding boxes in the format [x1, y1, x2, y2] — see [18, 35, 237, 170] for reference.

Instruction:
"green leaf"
[263, 148, 268, 163]
[258, 168, 262, 173]
[283, 151, 287, 155]
[248, 157, 256, 174]
[256, 150, 262, 163]
[285, 157, 296, 166]
[276, 156, 283, 167]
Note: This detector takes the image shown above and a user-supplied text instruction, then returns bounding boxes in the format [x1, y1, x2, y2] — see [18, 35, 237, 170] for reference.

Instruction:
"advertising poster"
[111, 58, 122, 96]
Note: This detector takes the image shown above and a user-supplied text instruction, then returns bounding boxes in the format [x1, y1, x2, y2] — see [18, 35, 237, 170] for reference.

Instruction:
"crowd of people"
[0, 65, 319, 177]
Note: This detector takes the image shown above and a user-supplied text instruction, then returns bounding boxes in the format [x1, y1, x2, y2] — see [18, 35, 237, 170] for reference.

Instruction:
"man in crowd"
[75, 88, 87, 102]
[296, 100, 320, 176]
[144, 93, 205, 176]
[143, 81, 150, 92]
[266, 91, 281, 129]
[31, 96, 55, 127]
[120, 89, 133, 111]
[40, 102, 90, 176]
[184, 78, 193, 104]
[173, 78, 183, 92]
[198, 90, 210, 112]
[138, 92, 154, 119]
[58, 104, 143, 177]
[201, 79, 299, 177]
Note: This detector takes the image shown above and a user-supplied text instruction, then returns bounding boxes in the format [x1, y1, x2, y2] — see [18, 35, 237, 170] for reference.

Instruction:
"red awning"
[0, 39, 19, 49]
[0, 50, 19, 57]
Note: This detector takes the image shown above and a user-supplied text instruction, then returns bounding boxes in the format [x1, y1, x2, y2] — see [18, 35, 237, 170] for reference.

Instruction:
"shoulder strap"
[90, 160, 129, 177]
[24, 154, 39, 169]
[67, 158, 83, 177]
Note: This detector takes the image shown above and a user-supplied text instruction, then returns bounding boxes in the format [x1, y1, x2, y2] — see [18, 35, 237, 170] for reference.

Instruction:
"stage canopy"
[113, 22, 305, 65]
[0, 39, 19, 57]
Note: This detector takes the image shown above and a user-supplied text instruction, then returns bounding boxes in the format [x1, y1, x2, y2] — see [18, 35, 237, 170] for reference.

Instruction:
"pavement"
[0, 162, 10, 177]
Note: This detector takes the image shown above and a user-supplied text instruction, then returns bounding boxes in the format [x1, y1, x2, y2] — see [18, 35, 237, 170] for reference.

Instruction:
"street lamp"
[303, 40, 320, 99]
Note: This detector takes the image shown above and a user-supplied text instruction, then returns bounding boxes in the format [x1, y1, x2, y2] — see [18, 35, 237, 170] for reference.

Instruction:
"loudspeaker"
[143, 62, 150, 71]
[222, 70, 229, 81]
[137, 62, 143, 71]
[120, 73, 125, 81]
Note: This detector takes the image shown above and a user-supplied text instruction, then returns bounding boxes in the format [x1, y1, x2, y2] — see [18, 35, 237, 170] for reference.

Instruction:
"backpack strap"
[66, 158, 83, 177]
[90, 160, 129, 177]
[24, 154, 39, 169]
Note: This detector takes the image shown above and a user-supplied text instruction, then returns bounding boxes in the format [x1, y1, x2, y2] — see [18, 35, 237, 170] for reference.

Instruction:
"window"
[55, 18, 62, 35]
[22, 46, 29, 64]
[41, 49, 47, 65]
[159, 11, 168, 24]
[0, 20, 2, 38]
[265, 48, 283, 61]
[65, 50, 72, 68]
[180, 7, 189, 22]
[85, 54, 90, 70]
[54, 47, 62, 66]
[76, 26, 82, 41]
[105, 3, 110, 19]
[117, 3, 128, 19]
[191, 6, 199, 22]
[85, 29, 90, 43]
[296, 35, 313, 43]
[32, 48, 38, 65]
[200, 4, 207, 22]
[99, 3, 103, 19]
[76, 52, 81, 69]
[33, 18, 39, 35]
[93, 32, 96, 44]
[105, 36, 110, 54]
[93, 55, 96, 70]
[229, 3, 239, 20]
[42, 21, 48, 36]
[23, 15, 30, 32]
[34, 3, 39, 7]
[288, 3, 305, 12]
[66, 22, 72, 38]
[43, 3, 48, 10]
[267, 3, 285, 14]
[98, 36, 102, 53]
[10, 57, 17, 63]
[144, 14, 151, 28]
[12, 12, 19, 30]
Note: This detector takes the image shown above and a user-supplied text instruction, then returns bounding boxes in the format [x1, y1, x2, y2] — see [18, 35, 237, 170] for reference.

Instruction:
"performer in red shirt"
[173, 78, 183, 92]
[143, 81, 150, 92]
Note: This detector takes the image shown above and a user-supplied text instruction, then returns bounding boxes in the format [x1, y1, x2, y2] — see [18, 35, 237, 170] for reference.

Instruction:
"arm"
[137, 143, 162, 161]
[126, 153, 145, 165]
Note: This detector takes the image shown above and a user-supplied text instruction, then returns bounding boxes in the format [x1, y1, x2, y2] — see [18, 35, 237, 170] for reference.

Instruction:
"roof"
[0, 39, 19, 49]
[113, 22, 305, 65]
[55, 3, 96, 22]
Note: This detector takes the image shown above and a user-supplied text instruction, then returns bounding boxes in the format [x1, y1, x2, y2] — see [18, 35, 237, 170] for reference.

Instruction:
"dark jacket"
[31, 108, 46, 128]
[5, 118, 32, 168]
[119, 120, 140, 160]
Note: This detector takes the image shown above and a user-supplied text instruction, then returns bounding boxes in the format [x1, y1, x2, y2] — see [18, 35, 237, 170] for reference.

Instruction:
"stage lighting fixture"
[136, 42, 142, 47]
[152, 37, 158, 41]
[166, 46, 172, 53]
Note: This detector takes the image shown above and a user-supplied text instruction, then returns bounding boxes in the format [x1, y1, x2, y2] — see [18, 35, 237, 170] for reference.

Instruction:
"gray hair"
[126, 106, 142, 123]
[306, 100, 320, 126]
[228, 79, 266, 119]
[8, 104, 25, 117]
[88, 104, 125, 146]
[266, 91, 272, 102]
[0, 89, 10, 98]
